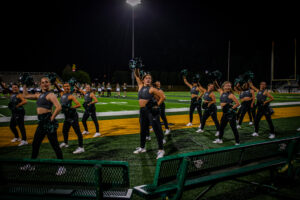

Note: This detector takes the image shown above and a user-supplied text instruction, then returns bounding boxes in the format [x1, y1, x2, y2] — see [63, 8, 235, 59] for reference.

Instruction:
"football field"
[0, 91, 300, 199]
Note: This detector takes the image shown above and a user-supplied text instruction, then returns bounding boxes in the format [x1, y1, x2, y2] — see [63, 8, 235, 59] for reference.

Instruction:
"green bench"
[133, 134, 300, 200]
[0, 159, 132, 200]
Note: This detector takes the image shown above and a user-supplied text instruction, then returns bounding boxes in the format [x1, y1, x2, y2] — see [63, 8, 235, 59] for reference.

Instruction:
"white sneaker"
[93, 132, 101, 137]
[73, 147, 85, 154]
[146, 136, 151, 141]
[215, 131, 220, 137]
[133, 147, 146, 154]
[196, 128, 204, 133]
[11, 138, 21, 143]
[82, 131, 90, 135]
[163, 139, 166, 144]
[59, 142, 69, 148]
[156, 150, 165, 159]
[212, 139, 223, 144]
[237, 125, 241, 129]
[56, 166, 66, 176]
[252, 132, 259, 137]
[186, 122, 192, 126]
[18, 140, 28, 146]
[269, 134, 275, 139]
[19, 164, 35, 171]
[249, 122, 253, 125]
[165, 129, 171, 135]
[235, 143, 240, 145]
[297, 128, 300, 131]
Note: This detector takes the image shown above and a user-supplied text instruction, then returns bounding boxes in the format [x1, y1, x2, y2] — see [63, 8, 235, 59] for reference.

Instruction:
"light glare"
[126, 0, 141, 7]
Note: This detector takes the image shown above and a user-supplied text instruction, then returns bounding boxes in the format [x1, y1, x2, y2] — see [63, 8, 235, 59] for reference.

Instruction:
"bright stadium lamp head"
[126, 0, 141, 7]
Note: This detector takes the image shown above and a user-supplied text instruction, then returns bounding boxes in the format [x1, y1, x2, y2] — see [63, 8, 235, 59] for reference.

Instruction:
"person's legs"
[9, 115, 19, 139]
[82, 111, 90, 131]
[31, 125, 46, 159]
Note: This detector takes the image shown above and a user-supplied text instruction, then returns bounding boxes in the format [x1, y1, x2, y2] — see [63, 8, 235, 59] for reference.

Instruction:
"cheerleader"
[1, 82, 28, 146]
[183, 76, 203, 127]
[196, 83, 220, 135]
[133, 69, 165, 159]
[213, 81, 240, 144]
[55, 82, 84, 154]
[249, 81, 275, 138]
[76, 84, 101, 137]
[22, 77, 64, 175]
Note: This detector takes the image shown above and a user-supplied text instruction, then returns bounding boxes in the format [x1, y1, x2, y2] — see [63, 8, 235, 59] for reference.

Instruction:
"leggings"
[32, 114, 63, 159]
[140, 107, 164, 149]
[254, 106, 274, 133]
[63, 113, 83, 147]
[189, 97, 202, 123]
[82, 110, 99, 132]
[160, 103, 169, 129]
[238, 101, 254, 125]
[200, 105, 220, 131]
[219, 112, 240, 143]
[10, 113, 26, 140]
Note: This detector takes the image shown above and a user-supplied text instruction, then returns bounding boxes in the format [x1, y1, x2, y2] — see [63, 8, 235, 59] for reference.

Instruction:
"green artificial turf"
[1, 116, 300, 199]
[1, 92, 300, 119]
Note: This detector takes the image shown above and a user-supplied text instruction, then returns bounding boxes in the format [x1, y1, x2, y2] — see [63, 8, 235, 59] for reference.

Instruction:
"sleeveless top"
[203, 91, 212, 101]
[240, 89, 252, 99]
[220, 92, 233, 104]
[190, 86, 199, 95]
[138, 86, 153, 100]
[256, 89, 267, 103]
[37, 91, 53, 110]
[84, 92, 92, 103]
[61, 93, 72, 107]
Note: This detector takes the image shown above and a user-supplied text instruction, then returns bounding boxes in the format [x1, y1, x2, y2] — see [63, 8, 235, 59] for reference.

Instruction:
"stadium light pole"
[126, 0, 141, 88]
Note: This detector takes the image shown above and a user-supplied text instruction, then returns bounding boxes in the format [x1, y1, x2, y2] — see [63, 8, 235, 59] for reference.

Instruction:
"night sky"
[1, 0, 298, 83]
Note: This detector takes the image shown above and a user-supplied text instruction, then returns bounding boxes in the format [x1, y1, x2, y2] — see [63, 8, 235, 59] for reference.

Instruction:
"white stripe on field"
[0, 101, 300, 123]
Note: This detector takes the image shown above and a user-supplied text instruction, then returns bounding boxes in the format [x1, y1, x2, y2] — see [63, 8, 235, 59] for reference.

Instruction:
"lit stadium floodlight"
[126, 0, 141, 7]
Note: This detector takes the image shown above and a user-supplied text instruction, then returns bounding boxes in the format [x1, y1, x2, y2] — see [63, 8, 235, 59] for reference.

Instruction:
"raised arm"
[74, 84, 86, 95]
[250, 89, 255, 108]
[47, 93, 62, 121]
[249, 81, 259, 92]
[213, 80, 223, 94]
[183, 76, 192, 89]
[22, 84, 38, 99]
[54, 82, 63, 94]
[197, 82, 207, 93]
[134, 68, 143, 87]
